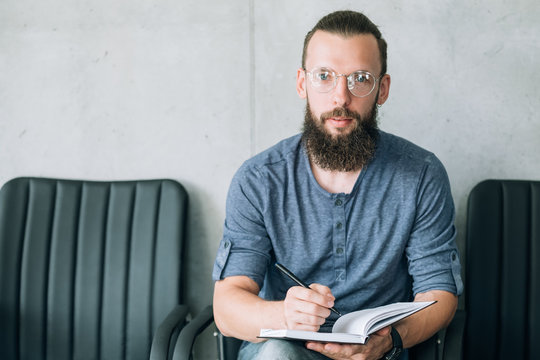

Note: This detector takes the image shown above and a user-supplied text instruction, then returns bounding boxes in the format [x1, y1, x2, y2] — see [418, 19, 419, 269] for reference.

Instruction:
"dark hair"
[301, 10, 388, 76]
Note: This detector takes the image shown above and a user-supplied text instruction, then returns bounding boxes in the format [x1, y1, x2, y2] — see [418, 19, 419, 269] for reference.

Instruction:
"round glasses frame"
[304, 67, 383, 98]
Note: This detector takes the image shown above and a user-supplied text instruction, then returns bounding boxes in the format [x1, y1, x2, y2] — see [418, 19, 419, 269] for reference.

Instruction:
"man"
[213, 10, 463, 360]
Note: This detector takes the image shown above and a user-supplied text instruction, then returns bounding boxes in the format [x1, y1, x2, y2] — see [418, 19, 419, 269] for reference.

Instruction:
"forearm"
[213, 276, 286, 342]
[394, 290, 458, 349]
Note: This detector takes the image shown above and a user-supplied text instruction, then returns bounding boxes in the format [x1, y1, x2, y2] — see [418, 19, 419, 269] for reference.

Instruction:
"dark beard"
[301, 102, 379, 172]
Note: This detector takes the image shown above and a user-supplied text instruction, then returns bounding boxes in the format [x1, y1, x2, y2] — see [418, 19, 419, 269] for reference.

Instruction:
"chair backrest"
[464, 179, 540, 359]
[0, 177, 188, 360]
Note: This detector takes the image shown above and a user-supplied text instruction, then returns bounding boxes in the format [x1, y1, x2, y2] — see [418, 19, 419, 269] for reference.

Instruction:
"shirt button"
[224, 241, 230, 248]
[336, 222, 342, 229]
[336, 247, 344, 254]
[335, 199, 343, 206]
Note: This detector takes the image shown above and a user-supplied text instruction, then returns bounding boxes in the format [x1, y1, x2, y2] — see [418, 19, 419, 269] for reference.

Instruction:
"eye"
[354, 72, 370, 83]
[311, 68, 334, 83]
[318, 72, 329, 81]
[316, 70, 332, 81]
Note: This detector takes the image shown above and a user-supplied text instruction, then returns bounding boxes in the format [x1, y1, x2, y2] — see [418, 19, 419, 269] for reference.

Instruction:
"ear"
[377, 74, 391, 105]
[296, 68, 307, 99]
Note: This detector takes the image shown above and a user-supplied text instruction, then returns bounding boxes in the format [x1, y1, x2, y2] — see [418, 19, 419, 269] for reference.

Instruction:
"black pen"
[275, 262, 342, 316]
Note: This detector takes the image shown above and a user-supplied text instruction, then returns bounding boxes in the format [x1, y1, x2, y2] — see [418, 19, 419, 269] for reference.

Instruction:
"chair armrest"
[172, 304, 214, 360]
[442, 309, 466, 360]
[408, 332, 441, 360]
[216, 333, 243, 360]
[150, 304, 190, 360]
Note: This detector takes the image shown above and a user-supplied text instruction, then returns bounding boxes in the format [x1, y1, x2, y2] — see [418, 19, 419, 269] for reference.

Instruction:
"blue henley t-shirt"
[213, 130, 463, 329]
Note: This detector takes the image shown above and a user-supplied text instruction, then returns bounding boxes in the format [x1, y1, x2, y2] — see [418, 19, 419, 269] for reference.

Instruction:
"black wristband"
[383, 327, 403, 360]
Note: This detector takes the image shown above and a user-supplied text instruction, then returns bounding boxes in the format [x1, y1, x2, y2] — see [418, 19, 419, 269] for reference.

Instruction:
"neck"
[310, 161, 362, 194]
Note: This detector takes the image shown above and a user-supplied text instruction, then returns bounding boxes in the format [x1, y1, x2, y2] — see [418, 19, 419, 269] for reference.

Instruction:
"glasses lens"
[348, 71, 376, 97]
[310, 68, 334, 92]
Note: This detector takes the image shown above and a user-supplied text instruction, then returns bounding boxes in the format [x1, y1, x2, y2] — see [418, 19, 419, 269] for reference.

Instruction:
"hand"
[283, 283, 335, 331]
[305, 326, 392, 360]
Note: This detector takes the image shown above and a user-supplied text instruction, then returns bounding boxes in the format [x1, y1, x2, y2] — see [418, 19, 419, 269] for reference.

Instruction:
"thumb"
[374, 326, 392, 336]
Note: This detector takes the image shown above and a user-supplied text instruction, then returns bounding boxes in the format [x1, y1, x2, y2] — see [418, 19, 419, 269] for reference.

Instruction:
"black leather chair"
[0, 177, 189, 360]
[461, 179, 540, 359]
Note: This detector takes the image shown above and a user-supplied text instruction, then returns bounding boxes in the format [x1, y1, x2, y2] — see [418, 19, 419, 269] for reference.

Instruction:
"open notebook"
[259, 301, 435, 344]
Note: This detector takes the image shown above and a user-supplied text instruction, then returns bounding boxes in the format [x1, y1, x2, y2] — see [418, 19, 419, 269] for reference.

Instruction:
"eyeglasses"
[304, 67, 383, 98]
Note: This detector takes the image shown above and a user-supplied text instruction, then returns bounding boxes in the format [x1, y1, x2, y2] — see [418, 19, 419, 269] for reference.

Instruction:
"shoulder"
[237, 133, 303, 176]
[372, 131, 451, 195]
[226, 133, 303, 211]
[377, 131, 436, 162]
[375, 131, 446, 172]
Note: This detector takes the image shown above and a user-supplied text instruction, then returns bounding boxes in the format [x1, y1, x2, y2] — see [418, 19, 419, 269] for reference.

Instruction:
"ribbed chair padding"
[465, 180, 540, 360]
[0, 177, 188, 360]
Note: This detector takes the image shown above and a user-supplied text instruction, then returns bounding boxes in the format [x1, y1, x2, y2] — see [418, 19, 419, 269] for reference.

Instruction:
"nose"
[332, 75, 351, 108]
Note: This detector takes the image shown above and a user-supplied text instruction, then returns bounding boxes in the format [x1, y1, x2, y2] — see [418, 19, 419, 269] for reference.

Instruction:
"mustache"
[320, 107, 362, 122]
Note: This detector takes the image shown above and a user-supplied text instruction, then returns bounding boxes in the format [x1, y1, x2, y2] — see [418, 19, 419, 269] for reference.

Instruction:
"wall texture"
[1, 0, 539, 358]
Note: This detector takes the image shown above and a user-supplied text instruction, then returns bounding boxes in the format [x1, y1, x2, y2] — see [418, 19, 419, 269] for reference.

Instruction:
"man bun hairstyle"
[302, 10, 388, 76]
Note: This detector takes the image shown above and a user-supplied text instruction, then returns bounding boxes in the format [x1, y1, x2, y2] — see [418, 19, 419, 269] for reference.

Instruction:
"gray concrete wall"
[1, 1, 539, 358]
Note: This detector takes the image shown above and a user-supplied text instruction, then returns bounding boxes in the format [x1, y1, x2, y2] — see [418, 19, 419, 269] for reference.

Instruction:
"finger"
[309, 283, 336, 305]
[293, 306, 329, 324]
[289, 322, 323, 332]
[309, 283, 334, 298]
[284, 286, 335, 331]
[283, 301, 329, 329]
[288, 285, 335, 309]
[373, 326, 391, 336]
[305, 342, 326, 353]
[284, 299, 332, 323]
[306, 342, 360, 358]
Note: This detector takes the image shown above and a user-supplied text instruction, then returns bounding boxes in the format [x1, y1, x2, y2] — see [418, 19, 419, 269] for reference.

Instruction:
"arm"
[306, 289, 457, 360]
[396, 289, 457, 348]
[214, 161, 337, 341]
[213, 275, 336, 342]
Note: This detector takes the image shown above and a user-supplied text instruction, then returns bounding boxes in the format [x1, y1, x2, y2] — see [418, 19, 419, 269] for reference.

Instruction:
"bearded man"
[212, 10, 462, 360]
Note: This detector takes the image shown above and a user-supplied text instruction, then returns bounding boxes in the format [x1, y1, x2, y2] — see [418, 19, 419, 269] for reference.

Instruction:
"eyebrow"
[309, 66, 375, 74]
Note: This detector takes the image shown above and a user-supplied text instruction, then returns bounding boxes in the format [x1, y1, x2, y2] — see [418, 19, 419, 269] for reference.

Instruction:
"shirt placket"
[332, 196, 347, 282]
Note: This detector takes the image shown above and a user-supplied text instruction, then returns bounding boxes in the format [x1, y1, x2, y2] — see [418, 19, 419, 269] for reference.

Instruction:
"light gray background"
[1, 1, 539, 358]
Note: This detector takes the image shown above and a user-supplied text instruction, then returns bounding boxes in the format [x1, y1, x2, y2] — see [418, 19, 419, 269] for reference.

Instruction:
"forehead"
[305, 30, 381, 74]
